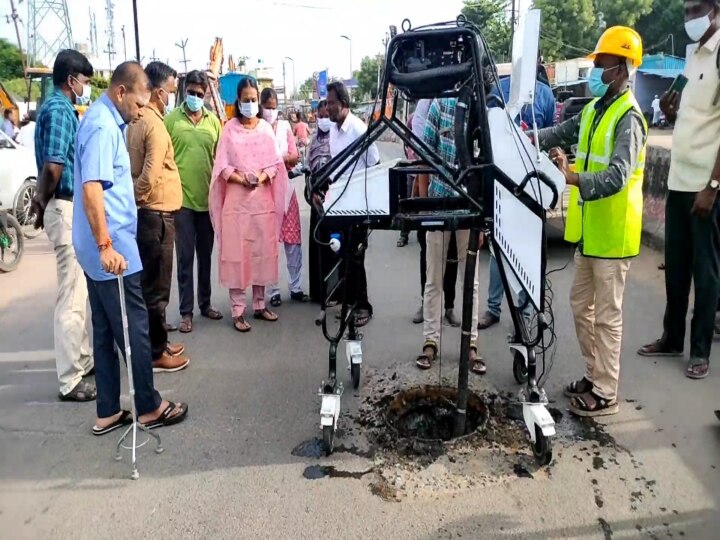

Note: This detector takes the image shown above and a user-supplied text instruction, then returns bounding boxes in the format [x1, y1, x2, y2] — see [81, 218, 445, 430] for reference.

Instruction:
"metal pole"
[8, 0, 29, 97]
[509, 0, 517, 59]
[121, 25, 127, 61]
[132, 0, 141, 62]
[282, 60, 288, 109]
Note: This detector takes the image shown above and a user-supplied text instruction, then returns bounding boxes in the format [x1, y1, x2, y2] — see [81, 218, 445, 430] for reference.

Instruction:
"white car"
[0, 129, 38, 232]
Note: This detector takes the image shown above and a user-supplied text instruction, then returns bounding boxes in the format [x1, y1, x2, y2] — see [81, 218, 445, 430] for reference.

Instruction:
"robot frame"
[306, 14, 561, 464]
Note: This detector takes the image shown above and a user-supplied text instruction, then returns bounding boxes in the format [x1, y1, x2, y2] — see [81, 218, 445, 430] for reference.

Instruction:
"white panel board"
[508, 9, 542, 118]
[488, 107, 566, 209]
[494, 182, 543, 309]
[323, 159, 399, 216]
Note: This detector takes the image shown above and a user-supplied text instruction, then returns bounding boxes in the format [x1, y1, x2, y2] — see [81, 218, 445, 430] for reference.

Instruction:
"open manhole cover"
[384, 385, 488, 442]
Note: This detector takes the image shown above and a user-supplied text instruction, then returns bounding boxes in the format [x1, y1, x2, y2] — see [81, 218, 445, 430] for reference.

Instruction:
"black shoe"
[59, 379, 97, 402]
[290, 291, 310, 303]
[270, 294, 282, 307]
[477, 312, 500, 330]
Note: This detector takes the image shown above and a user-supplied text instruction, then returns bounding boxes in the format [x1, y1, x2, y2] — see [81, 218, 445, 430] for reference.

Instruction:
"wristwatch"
[710, 179, 720, 191]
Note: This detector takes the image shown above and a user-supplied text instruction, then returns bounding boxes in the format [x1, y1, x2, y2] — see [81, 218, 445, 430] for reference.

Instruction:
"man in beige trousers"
[31, 50, 96, 401]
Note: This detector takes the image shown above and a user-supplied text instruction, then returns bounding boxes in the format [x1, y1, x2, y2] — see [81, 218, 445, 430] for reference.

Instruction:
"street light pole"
[282, 59, 288, 110]
[132, 0, 141, 62]
[284, 56, 295, 102]
[340, 35, 352, 102]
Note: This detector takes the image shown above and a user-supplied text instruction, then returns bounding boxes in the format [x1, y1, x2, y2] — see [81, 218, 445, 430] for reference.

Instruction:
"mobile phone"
[669, 74, 688, 94]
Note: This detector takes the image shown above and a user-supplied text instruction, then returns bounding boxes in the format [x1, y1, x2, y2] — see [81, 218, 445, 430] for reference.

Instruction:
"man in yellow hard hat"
[535, 27, 648, 417]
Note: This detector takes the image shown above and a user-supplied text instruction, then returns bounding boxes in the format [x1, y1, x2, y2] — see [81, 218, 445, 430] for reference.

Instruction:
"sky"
[0, 0, 488, 92]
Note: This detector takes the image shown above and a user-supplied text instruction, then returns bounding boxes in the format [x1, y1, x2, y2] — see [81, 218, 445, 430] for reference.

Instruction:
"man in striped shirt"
[415, 98, 484, 374]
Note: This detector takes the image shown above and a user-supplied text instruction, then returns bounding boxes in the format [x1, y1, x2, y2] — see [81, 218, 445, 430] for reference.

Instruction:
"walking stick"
[114, 274, 164, 479]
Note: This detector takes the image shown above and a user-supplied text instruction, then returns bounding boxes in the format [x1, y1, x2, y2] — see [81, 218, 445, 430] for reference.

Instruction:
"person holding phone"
[639, 0, 720, 380]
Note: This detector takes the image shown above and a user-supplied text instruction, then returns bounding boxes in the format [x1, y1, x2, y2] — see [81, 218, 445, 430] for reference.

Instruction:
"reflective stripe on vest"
[563, 91, 647, 258]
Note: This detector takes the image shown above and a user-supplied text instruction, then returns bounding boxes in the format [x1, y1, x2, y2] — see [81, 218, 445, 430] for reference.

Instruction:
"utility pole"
[509, 0, 517, 60]
[282, 59, 288, 109]
[121, 25, 127, 60]
[8, 0, 29, 97]
[150, 49, 159, 62]
[175, 39, 190, 73]
[132, 0, 140, 62]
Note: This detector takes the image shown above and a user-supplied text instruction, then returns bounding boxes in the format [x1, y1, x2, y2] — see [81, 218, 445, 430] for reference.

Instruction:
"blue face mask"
[185, 94, 204, 112]
[588, 66, 619, 98]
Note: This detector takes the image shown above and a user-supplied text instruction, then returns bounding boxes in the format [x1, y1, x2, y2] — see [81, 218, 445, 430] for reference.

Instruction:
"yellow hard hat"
[588, 26, 643, 68]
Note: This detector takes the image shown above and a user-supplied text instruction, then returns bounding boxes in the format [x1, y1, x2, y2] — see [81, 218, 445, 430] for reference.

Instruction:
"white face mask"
[685, 12, 713, 42]
[162, 90, 176, 115]
[317, 118, 333, 132]
[71, 77, 92, 105]
[240, 101, 259, 118]
[262, 108, 279, 124]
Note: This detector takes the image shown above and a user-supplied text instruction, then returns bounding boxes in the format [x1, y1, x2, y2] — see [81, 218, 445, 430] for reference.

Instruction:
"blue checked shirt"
[35, 89, 79, 197]
[422, 98, 459, 198]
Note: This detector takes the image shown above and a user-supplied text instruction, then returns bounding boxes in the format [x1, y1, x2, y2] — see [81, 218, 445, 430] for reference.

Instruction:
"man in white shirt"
[326, 81, 379, 327]
[651, 95, 661, 126]
[16, 111, 36, 156]
[639, 0, 720, 380]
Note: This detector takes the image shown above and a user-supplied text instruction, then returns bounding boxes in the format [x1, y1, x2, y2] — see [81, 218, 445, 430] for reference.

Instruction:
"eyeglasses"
[186, 90, 205, 98]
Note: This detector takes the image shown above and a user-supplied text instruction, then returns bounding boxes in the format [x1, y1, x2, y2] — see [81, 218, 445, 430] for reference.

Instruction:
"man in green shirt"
[165, 70, 222, 333]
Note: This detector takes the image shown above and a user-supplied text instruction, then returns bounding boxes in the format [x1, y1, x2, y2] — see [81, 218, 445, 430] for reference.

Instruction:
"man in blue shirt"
[478, 70, 557, 331]
[73, 62, 188, 434]
[30, 49, 96, 402]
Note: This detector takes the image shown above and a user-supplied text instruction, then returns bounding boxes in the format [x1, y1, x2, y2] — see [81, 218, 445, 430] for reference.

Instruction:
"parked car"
[0, 130, 40, 238]
[558, 97, 593, 124]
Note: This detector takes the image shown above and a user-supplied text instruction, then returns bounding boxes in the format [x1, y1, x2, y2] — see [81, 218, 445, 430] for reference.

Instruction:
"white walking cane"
[114, 274, 164, 480]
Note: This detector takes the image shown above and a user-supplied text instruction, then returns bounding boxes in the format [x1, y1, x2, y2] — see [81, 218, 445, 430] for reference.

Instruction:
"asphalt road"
[1, 142, 718, 539]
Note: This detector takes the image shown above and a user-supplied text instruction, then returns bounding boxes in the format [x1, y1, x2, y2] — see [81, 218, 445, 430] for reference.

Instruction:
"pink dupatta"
[209, 118, 287, 289]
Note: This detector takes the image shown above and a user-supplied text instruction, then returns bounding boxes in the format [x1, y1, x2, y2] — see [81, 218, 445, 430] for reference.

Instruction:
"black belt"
[53, 192, 73, 202]
[138, 208, 177, 216]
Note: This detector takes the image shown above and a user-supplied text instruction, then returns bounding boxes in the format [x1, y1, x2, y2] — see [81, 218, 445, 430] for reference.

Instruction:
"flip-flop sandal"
[686, 359, 710, 380]
[179, 317, 193, 334]
[142, 401, 189, 430]
[637, 339, 683, 357]
[416, 342, 438, 370]
[570, 392, 619, 417]
[355, 309, 372, 328]
[254, 309, 279, 322]
[564, 377, 593, 398]
[470, 347, 487, 375]
[164, 322, 178, 332]
[202, 308, 224, 321]
[92, 410, 132, 436]
[233, 316, 251, 333]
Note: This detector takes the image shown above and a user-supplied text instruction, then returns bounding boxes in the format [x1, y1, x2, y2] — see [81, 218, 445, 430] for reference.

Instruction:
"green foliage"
[0, 38, 24, 80]
[532, 0, 653, 60]
[355, 56, 380, 100]
[298, 76, 315, 100]
[461, 0, 512, 62]
[635, 0, 689, 57]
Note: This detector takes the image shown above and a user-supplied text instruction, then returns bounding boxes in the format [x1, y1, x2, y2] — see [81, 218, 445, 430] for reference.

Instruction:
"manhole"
[384, 385, 488, 443]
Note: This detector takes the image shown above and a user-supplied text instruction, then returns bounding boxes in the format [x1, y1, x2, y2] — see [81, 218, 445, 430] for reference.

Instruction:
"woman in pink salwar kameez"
[209, 76, 287, 332]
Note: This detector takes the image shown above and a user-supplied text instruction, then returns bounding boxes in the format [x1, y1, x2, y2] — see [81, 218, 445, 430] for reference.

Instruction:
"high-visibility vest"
[564, 91, 646, 258]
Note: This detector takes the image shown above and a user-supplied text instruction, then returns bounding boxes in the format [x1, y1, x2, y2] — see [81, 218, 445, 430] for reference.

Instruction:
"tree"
[533, 0, 598, 60]
[532, 0, 654, 61]
[461, 0, 512, 62]
[355, 56, 380, 101]
[297, 76, 315, 100]
[635, 0, 689, 57]
[0, 38, 24, 80]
